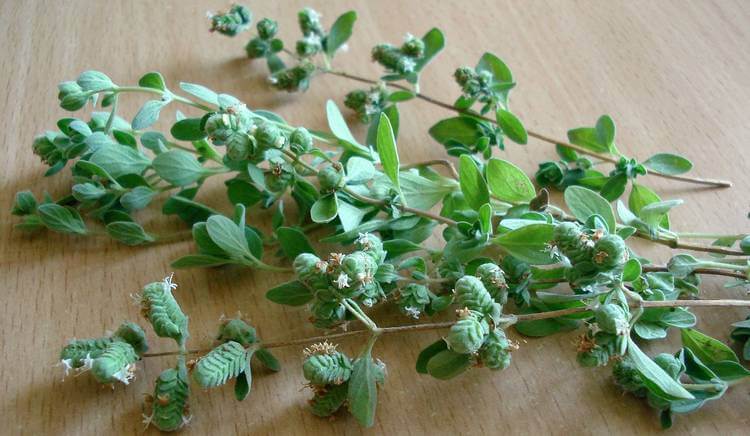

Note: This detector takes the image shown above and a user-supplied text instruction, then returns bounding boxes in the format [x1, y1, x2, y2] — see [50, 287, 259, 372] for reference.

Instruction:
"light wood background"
[2, 1, 750, 434]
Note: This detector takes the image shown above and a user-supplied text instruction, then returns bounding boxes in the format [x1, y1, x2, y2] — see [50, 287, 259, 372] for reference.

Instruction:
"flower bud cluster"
[268, 61, 316, 92]
[295, 8, 325, 57]
[612, 353, 684, 411]
[209, 4, 252, 36]
[293, 233, 390, 329]
[344, 84, 389, 123]
[552, 221, 629, 286]
[245, 18, 283, 59]
[371, 34, 426, 75]
[203, 104, 289, 163]
[453, 66, 498, 106]
[575, 303, 631, 367]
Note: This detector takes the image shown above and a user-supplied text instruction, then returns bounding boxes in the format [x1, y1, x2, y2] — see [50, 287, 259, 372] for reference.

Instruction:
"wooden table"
[3, 1, 750, 434]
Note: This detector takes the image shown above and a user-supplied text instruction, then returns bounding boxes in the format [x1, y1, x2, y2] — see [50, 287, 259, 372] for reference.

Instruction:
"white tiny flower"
[335, 272, 350, 289]
[59, 358, 74, 379]
[81, 353, 95, 372]
[401, 58, 416, 71]
[404, 306, 421, 319]
[267, 76, 278, 85]
[113, 363, 136, 385]
[361, 298, 375, 307]
[339, 43, 349, 52]
[142, 413, 153, 429]
[404, 33, 415, 42]
[163, 273, 177, 290]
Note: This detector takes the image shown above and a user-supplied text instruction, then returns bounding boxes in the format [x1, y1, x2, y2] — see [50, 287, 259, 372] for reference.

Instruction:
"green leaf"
[266, 280, 313, 306]
[595, 115, 616, 151]
[414, 28, 445, 71]
[311, 194, 338, 223]
[682, 328, 739, 365]
[206, 215, 251, 261]
[494, 223, 556, 265]
[398, 172, 456, 211]
[416, 340, 448, 374]
[152, 150, 206, 186]
[225, 178, 262, 207]
[72, 183, 106, 202]
[629, 183, 669, 229]
[622, 258, 642, 282]
[77, 70, 113, 92]
[171, 118, 207, 141]
[348, 352, 378, 427]
[627, 338, 694, 400]
[633, 322, 667, 340]
[659, 309, 696, 329]
[486, 158, 535, 203]
[254, 349, 281, 372]
[171, 254, 229, 268]
[496, 109, 527, 144]
[476, 52, 513, 84]
[325, 100, 370, 158]
[11, 191, 36, 215]
[234, 370, 251, 401]
[37, 203, 87, 235]
[643, 153, 694, 176]
[429, 116, 484, 147]
[458, 155, 489, 211]
[599, 173, 628, 201]
[138, 72, 166, 91]
[515, 317, 578, 337]
[337, 201, 366, 232]
[179, 82, 219, 106]
[105, 221, 154, 245]
[377, 113, 401, 195]
[706, 361, 750, 382]
[120, 186, 155, 211]
[89, 145, 151, 178]
[276, 227, 315, 260]
[326, 11, 356, 56]
[639, 200, 682, 229]
[567, 127, 609, 153]
[132, 100, 169, 130]
[426, 349, 472, 380]
[345, 157, 376, 184]
[564, 186, 616, 233]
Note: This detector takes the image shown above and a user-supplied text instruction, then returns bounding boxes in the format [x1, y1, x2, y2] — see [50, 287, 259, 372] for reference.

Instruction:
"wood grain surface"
[2, 1, 750, 434]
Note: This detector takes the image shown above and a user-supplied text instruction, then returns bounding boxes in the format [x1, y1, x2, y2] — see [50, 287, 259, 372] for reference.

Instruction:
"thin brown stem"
[141, 298, 750, 359]
[399, 159, 459, 179]
[642, 265, 747, 280]
[324, 70, 732, 188]
[645, 236, 746, 256]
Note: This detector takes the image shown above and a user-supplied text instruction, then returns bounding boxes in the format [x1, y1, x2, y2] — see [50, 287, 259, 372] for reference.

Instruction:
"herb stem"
[322, 69, 732, 188]
[104, 94, 119, 134]
[112, 86, 214, 111]
[141, 298, 750, 359]
[641, 265, 747, 280]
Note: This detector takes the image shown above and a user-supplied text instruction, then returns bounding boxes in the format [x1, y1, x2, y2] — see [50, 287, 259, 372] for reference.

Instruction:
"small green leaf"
[72, 183, 106, 202]
[325, 100, 370, 158]
[627, 338, 694, 400]
[414, 28, 445, 71]
[336, 201, 366, 232]
[564, 186, 616, 233]
[476, 52, 513, 84]
[458, 155, 489, 211]
[348, 352, 378, 427]
[377, 113, 401, 196]
[132, 100, 169, 130]
[89, 145, 151, 178]
[106, 221, 155, 245]
[346, 157, 376, 184]
[486, 158, 535, 203]
[266, 280, 313, 306]
[37, 203, 87, 235]
[206, 214, 251, 261]
[494, 223, 556, 265]
[643, 153, 694, 176]
[426, 349, 472, 380]
[138, 72, 166, 91]
[179, 82, 219, 106]
[682, 328, 739, 365]
[11, 191, 37, 215]
[234, 370, 251, 401]
[120, 186, 155, 211]
[171, 254, 229, 269]
[311, 194, 338, 223]
[171, 118, 207, 141]
[429, 116, 484, 147]
[595, 115, 616, 151]
[77, 70, 113, 92]
[629, 183, 669, 229]
[254, 349, 281, 372]
[152, 150, 206, 186]
[416, 340, 448, 374]
[496, 109, 527, 144]
[326, 11, 357, 56]
[567, 127, 609, 153]
[276, 227, 315, 260]
[622, 258, 642, 282]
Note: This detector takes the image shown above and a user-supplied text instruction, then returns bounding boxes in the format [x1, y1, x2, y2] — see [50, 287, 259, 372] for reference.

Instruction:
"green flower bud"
[398, 283, 431, 318]
[296, 36, 323, 57]
[535, 161, 564, 187]
[256, 18, 278, 40]
[294, 253, 324, 280]
[612, 358, 646, 396]
[217, 318, 257, 347]
[209, 4, 252, 36]
[318, 164, 344, 191]
[298, 7, 324, 37]
[553, 221, 594, 265]
[57, 81, 89, 110]
[147, 367, 190, 432]
[311, 300, 346, 329]
[225, 133, 253, 161]
[113, 321, 148, 355]
[91, 341, 139, 384]
[11, 191, 37, 216]
[59, 337, 113, 372]
[653, 353, 683, 380]
[32, 134, 63, 166]
[372, 44, 406, 73]
[577, 347, 610, 367]
[454, 275, 500, 320]
[303, 351, 353, 385]
[245, 37, 269, 59]
[400, 35, 425, 57]
[479, 328, 512, 370]
[475, 263, 508, 305]
[139, 276, 188, 342]
[309, 382, 348, 417]
[593, 234, 628, 270]
[255, 121, 285, 150]
[595, 304, 629, 336]
[454, 67, 475, 87]
[341, 251, 378, 285]
[289, 127, 313, 154]
[446, 312, 487, 354]
[268, 62, 315, 92]
[356, 232, 386, 263]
